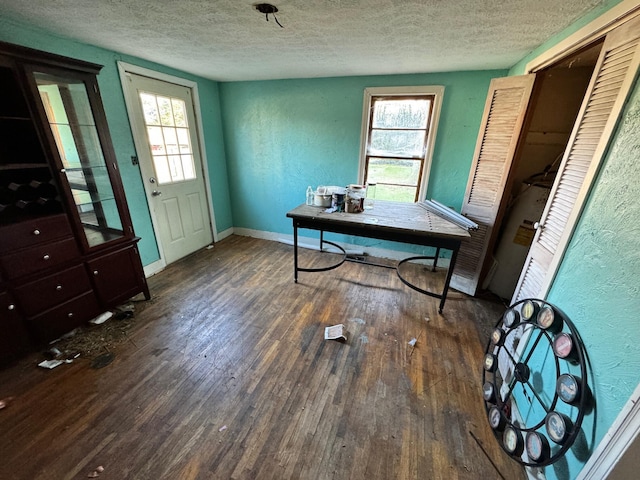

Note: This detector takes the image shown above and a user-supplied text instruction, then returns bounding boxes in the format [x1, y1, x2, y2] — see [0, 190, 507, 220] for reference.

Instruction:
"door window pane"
[139, 92, 196, 185]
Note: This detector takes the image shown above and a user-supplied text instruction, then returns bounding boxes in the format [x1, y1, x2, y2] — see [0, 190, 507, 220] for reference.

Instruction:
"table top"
[287, 200, 470, 240]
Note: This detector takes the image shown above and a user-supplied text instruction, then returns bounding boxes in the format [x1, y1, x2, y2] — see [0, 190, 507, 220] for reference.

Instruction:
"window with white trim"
[359, 86, 444, 202]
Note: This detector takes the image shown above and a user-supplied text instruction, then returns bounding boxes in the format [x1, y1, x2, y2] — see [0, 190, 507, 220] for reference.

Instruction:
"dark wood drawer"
[0, 290, 32, 362]
[87, 243, 148, 307]
[1, 236, 80, 280]
[27, 291, 101, 343]
[0, 214, 72, 252]
[14, 264, 92, 317]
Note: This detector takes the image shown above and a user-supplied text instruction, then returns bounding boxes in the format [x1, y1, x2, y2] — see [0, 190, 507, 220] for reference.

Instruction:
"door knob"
[152, 190, 162, 196]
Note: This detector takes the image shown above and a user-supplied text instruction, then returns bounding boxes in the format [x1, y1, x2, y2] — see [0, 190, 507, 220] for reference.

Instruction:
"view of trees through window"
[364, 96, 434, 202]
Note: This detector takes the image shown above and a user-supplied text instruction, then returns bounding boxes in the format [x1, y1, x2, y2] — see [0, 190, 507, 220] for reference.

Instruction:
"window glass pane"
[369, 130, 425, 157]
[176, 128, 191, 154]
[140, 93, 160, 125]
[375, 184, 417, 202]
[157, 96, 174, 126]
[147, 126, 165, 155]
[182, 154, 196, 180]
[168, 155, 184, 182]
[367, 157, 421, 186]
[372, 99, 430, 129]
[153, 156, 171, 184]
[163, 127, 179, 154]
[172, 99, 187, 127]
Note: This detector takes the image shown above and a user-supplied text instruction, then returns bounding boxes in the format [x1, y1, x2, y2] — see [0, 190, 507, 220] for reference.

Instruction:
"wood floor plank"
[0, 235, 524, 480]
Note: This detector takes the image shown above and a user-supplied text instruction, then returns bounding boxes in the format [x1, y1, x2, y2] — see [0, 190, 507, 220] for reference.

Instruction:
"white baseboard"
[216, 227, 234, 241]
[143, 258, 165, 278]
[231, 228, 451, 268]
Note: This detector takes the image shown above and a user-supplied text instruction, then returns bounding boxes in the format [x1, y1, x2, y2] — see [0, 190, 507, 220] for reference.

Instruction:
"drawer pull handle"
[56, 285, 63, 291]
[67, 312, 73, 318]
[93, 270, 99, 276]
[33, 229, 41, 235]
[43, 254, 51, 261]
[8, 304, 15, 311]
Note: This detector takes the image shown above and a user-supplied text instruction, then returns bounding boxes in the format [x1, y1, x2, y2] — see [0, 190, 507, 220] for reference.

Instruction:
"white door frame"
[522, 1, 640, 478]
[118, 62, 218, 276]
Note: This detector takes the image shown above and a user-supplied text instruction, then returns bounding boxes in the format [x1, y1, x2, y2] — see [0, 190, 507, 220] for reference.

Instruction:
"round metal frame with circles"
[482, 298, 591, 467]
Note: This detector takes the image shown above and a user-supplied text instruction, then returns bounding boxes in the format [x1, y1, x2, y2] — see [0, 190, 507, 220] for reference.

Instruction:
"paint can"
[331, 188, 346, 211]
[345, 184, 365, 213]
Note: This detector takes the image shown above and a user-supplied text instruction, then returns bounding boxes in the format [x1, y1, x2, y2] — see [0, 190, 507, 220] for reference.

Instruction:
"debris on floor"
[219, 425, 228, 432]
[113, 303, 135, 320]
[37, 300, 147, 364]
[324, 324, 347, 342]
[37, 359, 72, 369]
[0, 397, 14, 410]
[89, 311, 113, 325]
[87, 465, 104, 478]
[408, 338, 418, 347]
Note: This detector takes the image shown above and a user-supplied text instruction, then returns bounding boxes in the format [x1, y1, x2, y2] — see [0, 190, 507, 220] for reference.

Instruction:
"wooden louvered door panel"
[450, 75, 536, 296]
[512, 16, 640, 303]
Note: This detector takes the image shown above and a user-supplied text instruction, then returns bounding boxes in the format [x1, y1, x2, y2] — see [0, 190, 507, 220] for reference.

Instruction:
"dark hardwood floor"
[0, 235, 524, 480]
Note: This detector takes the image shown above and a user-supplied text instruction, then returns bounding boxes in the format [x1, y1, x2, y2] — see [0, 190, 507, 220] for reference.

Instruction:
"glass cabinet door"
[32, 71, 125, 248]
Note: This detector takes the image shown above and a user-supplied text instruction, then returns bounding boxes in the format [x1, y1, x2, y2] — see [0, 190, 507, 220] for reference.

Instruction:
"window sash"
[358, 87, 444, 203]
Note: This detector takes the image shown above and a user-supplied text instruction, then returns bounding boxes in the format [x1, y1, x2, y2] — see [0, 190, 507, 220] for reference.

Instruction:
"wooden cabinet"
[0, 289, 31, 362]
[0, 41, 149, 361]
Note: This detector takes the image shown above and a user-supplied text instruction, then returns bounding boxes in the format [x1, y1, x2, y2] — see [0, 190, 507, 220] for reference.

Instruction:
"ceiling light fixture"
[254, 3, 284, 28]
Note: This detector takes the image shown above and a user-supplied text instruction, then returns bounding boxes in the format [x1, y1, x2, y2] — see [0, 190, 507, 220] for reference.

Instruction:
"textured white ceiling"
[0, 0, 607, 81]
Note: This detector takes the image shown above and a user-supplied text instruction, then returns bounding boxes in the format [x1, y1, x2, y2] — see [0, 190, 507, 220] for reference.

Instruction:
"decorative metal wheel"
[482, 299, 591, 466]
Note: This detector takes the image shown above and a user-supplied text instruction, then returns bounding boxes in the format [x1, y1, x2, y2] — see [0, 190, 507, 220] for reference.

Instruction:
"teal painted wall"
[541, 78, 640, 480]
[219, 71, 503, 249]
[507, 1, 640, 478]
[0, 17, 233, 266]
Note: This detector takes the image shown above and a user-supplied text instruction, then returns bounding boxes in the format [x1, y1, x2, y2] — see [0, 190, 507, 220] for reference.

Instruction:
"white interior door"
[125, 73, 213, 265]
[512, 15, 640, 302]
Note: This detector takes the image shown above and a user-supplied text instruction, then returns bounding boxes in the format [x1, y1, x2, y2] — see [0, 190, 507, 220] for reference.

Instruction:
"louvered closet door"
[450, 75, 536, 296]
[512, 16, 640, 303]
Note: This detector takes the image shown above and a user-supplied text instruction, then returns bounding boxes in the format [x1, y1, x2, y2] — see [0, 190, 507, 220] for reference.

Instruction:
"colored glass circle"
[557, 373, 580, 404]
[545, 412, 569, 444]
[526, 431, 550, 462]
[503, 426, 523, 455]
[483, 353, 497, 372]
[553, 332, 574, 359]
[521, 300, 537, 321]
[503, 308, 519, 328]
[483, 382, 496, 403]
[489, 406, 505, 430]
[491, 328, 504, 346]
[537, 305, 555, 329]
